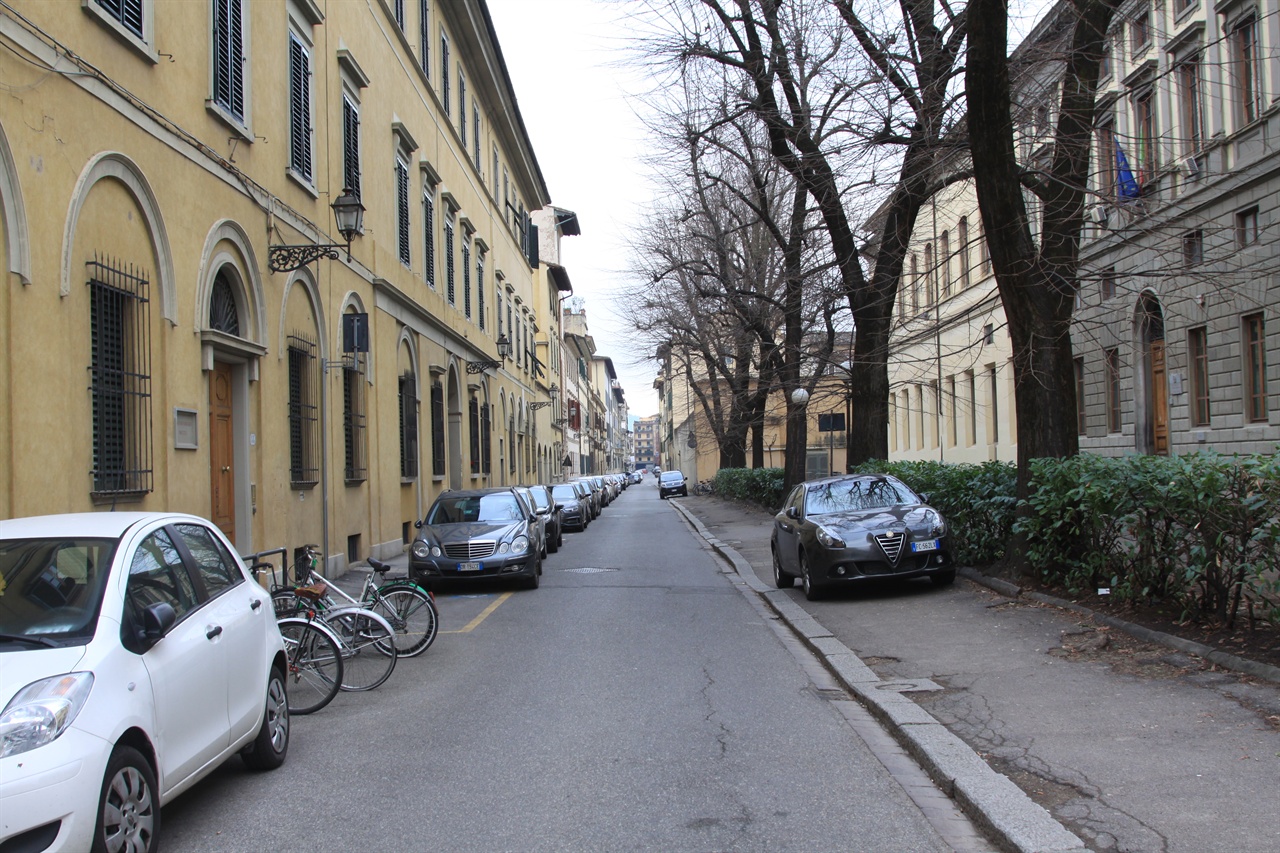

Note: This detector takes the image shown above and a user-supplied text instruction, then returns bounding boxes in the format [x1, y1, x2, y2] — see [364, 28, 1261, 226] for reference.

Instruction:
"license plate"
[457, 561, 482, 572]
[911, 539, 939, 553]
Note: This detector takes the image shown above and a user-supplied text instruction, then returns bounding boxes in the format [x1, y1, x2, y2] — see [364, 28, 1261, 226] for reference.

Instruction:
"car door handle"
[250, 599, 262, 611]
[206, 625, 223, 640]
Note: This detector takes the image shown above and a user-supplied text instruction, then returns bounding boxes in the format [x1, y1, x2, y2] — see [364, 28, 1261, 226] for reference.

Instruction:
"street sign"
[818, 413, 846, 433]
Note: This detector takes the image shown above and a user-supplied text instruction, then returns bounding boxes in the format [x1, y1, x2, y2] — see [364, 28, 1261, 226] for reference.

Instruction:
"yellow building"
[0, 0, 556, 573]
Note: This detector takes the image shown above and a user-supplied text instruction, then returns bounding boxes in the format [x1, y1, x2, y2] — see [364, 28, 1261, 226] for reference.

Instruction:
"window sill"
[344, 476, 368, 486]
[206, 101, 253, 142]
[91, 490, 147, 505]
[286, 168, 319, 199]
[401, 477, 417, 486]
[291, 480, 319, 491]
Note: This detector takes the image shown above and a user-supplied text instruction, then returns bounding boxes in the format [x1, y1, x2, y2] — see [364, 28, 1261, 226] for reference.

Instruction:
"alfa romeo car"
[410, 488, 542, 590]
[770, 474, 954, 600]
[0, 512, 289, 853]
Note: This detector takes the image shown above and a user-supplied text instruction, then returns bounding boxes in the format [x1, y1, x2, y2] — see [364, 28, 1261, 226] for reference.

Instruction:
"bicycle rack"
[242, 546, 290, 590]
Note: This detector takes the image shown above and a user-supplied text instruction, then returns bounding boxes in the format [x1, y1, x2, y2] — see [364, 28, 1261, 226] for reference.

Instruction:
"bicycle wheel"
[326, 609, 397, 691]
[271, 589, 303, 618]
[277, 618, 343, 715]
[371, 585, 439, 657]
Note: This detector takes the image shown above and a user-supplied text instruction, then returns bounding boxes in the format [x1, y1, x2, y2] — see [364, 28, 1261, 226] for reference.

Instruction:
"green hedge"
[713, 468, 787, 511]
[1017, 452, 1280, 627]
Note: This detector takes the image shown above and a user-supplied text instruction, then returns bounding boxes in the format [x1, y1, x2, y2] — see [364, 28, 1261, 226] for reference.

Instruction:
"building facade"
[0, 0, 560, 572]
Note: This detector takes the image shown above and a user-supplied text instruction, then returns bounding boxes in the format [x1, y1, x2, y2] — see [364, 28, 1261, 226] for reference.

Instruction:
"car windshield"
[528, 488, 550, 511]
[427, 494, 525, 524]
[551, 485, 578, 501]
[0, 537, 118, 643]
[804, 478, 917, 515]
[659, 471, 683, 484]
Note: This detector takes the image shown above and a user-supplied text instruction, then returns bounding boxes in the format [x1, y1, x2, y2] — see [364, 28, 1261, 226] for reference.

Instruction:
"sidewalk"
[672, 495, 1280, 853]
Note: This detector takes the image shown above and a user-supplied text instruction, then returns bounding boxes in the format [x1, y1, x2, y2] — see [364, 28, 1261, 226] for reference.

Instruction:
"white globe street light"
[791, 388, 810, 407]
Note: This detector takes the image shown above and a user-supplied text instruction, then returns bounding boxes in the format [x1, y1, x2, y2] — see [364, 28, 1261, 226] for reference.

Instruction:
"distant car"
[658, 470, 688, 499]
[513, 486, 549, 559]
[0, 512, 290, 853]
[411, 488, 542, 590]
[526, 485, 564, 552]
[770, 474, 955, 601]
[575, 477, 605, 515]
[552, 483, 589, 532]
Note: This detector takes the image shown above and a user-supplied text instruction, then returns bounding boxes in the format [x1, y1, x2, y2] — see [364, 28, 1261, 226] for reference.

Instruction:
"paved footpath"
[672, 495, 1280, 853]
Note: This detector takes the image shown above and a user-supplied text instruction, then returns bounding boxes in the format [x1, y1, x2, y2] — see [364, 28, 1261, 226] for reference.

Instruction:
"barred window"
[431, 381, 445, 476]
[1189, 327, 1210, 427]
[288, 333, 319, 486]
[343, 361, 367, 482]
[458, 71, 467, 147]
[481, 402, 491, 474]
[211, 0, 244, 120]
[469, 397, 480, 474]
[88, 256, 153, 496]
[399, 372, 418, 479]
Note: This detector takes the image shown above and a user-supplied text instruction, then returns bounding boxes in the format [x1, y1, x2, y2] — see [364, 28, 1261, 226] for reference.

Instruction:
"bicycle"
[694, 480, 716, 496]
[270, 546, 398, 692]
[275, 609, 344, 715]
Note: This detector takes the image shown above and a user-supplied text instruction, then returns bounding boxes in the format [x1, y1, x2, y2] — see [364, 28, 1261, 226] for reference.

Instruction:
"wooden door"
[210, 363, 236, 540]
[1150, 340, 1169, 455]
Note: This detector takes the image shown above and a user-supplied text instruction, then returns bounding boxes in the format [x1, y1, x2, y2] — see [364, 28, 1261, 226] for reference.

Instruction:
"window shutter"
[343, 98, 360, 199]
[419, 0, 430, 75]
[525, 216, 539, 267]
[423, 194, 435, 287]
[212, 0, 244, 119]
[289, 37, 312, 181]
[396, 160, 410, 265]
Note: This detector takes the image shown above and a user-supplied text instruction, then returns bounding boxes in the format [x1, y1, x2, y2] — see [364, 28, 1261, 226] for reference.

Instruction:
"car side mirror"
[554, 503, 564, 512]
[918, 493, 931, 504]
[142, 601, 177, 642]
[786, 506, 800, 519]
[414, 519, 423, 529]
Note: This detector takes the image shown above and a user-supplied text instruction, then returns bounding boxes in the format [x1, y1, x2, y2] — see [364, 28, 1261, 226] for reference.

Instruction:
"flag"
[1116, 145, 1141, 200]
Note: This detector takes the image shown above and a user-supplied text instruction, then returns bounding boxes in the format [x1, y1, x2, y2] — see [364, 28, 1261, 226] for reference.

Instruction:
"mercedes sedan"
[770, 474, 954, 600]
[410, 488, 542, 590]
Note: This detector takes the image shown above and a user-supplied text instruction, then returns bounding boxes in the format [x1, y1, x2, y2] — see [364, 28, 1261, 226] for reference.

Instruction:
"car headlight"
[509, 535, 529, 555]
[814, 526, 845, 548]
[0, 672, 94, 759]
[411, 540, 430, 559]
[926, 511, 947, 538]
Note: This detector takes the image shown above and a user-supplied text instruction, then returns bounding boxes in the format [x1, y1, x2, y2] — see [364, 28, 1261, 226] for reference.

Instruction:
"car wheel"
[557, 530, 564, 549]
[931, 568, 956, 586]
[241, 666, 289, 770]
[92, 745, 158, 853]
[800, 553, 824, 601]
[772, 547, 796, 589]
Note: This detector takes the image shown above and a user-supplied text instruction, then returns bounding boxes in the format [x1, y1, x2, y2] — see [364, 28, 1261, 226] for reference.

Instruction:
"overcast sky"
[486, 0, 662, 417]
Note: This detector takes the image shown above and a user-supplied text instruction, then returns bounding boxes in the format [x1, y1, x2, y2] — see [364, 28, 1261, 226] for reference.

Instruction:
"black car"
[410, 488, 542, 590]
[553, 483, 589, 531]
[658, 470, 688, 499]
[770, 474, 954, 601]
[527, 484, 564, 552]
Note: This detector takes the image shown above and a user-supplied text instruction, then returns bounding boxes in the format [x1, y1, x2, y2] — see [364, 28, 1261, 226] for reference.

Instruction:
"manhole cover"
[561, 567, 621, 574]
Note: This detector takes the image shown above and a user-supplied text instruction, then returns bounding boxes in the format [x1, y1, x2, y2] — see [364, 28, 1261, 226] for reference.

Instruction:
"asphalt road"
[161, 480, 990, 852]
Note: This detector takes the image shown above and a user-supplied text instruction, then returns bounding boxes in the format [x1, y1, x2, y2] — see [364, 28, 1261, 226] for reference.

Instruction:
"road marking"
[443, 591, 513, 633]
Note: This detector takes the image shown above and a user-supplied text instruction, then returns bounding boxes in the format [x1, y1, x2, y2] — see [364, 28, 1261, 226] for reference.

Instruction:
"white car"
[0, 512, 290, 853]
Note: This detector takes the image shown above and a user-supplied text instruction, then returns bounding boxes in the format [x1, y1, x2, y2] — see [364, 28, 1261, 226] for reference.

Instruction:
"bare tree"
[966, 0, 1121, 516]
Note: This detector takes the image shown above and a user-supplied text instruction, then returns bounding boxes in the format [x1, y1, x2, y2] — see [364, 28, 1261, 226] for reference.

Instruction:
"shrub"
[713, 468, 786, 511]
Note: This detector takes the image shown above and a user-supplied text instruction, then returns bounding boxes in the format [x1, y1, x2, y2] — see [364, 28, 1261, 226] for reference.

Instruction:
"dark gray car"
[552, 483, 589, 531]
[770, 474, 954, 601]
[410, 488, 542, 590]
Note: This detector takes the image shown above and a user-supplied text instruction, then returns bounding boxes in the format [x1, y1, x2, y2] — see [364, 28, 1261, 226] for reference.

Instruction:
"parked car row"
[408, 473, 636, 592]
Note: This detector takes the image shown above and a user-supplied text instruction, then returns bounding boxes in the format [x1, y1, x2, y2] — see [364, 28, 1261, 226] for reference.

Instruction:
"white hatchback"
[0, 513, 289, 853]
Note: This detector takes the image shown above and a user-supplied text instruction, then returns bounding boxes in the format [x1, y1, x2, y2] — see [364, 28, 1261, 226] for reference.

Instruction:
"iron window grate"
[88, 255, 153, 496]
[288, 333, 319, 486]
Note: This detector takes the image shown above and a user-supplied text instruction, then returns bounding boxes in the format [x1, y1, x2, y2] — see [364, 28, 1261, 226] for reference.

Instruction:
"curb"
[670, 501, 1085, 853]
[958, 567, 1280, 684]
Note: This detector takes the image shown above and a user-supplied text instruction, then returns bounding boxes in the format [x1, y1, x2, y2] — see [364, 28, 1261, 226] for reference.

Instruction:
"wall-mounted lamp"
[466, 334, 513, 374]
[269, 188, 366, 272]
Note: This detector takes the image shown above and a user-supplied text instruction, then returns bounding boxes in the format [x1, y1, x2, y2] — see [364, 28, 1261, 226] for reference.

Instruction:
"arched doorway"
[447, 365, 463, 490]
[1137, 293, 1168, 455]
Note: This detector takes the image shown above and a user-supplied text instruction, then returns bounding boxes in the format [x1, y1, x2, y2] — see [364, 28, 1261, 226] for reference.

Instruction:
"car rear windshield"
[0, 537, 118, 644]
[805, 478, 916, 515]
[427, 494, 525, 524]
